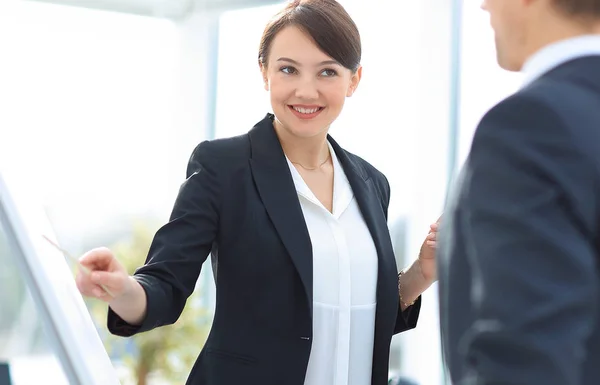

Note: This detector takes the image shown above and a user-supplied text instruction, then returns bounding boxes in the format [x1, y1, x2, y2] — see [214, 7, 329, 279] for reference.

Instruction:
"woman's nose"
[294, 77, 319, 100]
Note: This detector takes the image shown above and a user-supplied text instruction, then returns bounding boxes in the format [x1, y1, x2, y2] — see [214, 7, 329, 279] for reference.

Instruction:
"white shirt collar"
[285, 140, 353, 218]
[521, 35, 600, 88]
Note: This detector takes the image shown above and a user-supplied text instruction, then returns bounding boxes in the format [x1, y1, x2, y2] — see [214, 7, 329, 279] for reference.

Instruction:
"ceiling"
[29, 0, 283, 20]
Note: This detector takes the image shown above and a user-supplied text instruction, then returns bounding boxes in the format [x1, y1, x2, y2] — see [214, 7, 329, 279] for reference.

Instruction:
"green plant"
[87, 221, 211, 385]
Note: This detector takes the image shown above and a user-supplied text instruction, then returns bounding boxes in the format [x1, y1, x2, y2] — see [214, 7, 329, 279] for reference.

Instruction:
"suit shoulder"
[472, 81, 599, 180]
[478, 86, 565, 137]
[480, 78, 598, 143]
[193, 133, 250, 159]
[187, 133, 250, 177]
[487, 76, 595, 123]
[190, 133, 250, 164]
[487, 86, 554, 116]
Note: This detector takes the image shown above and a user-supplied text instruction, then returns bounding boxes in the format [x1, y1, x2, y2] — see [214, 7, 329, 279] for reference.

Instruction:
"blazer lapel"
[248, 114, 314, 314]
[328, 136, 398, 331]
[246, 117, 397, 323]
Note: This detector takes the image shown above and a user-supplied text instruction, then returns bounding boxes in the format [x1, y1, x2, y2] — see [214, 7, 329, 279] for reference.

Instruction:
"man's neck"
[523, 14, 600, 65]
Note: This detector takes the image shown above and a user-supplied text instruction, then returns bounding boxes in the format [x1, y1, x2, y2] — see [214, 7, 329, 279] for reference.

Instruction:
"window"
[458, 2, 523, 164]
[0, 0, 182, 232]
[214, 3, 283, 138]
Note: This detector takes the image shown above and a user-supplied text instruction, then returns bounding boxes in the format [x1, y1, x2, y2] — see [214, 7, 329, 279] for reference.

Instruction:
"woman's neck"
[274, 119, 330, 169]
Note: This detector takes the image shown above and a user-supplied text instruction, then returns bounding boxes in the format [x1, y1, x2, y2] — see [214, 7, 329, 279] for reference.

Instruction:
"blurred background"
[0, 0, 523, 384]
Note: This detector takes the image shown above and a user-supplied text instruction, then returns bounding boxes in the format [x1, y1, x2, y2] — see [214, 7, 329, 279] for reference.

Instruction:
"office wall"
[0, 1, 216, 249]
[458, 3, 523, 165]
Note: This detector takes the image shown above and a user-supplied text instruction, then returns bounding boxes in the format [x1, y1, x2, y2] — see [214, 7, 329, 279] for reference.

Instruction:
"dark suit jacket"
[107, 113, 421, 385]
[438, 56, 600, 385]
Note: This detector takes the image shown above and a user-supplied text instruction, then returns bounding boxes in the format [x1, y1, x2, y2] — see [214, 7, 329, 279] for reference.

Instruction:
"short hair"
[258, 0, 361, 72]
[552, 0, 600, 17]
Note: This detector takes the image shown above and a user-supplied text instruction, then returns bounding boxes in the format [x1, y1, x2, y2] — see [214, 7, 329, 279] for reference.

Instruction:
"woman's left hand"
[418, 216, 441, 283]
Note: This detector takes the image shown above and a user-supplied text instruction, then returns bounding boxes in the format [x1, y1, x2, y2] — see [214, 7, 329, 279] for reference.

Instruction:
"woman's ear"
[259, 61, 269, 91]
[347, 66, 362, 97]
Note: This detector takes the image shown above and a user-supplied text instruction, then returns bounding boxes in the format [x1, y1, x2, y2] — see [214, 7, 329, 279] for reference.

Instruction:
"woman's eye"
[280, 66, 296, 74]
[321, 69, 337, 77]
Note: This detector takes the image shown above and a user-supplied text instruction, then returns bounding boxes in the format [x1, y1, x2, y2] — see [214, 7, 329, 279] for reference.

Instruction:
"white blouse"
[285, 142, 379, 385]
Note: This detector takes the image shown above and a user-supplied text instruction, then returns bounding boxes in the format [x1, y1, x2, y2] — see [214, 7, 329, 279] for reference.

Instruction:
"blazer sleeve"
[378, 173, 422, 334]
[108, 140, 221, 336]
[456, 95, 598, 384]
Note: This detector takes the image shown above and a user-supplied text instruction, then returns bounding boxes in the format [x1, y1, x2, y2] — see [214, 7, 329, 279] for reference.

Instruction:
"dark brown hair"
[258, 0, 361, 72]
[552, 0, 600, 17]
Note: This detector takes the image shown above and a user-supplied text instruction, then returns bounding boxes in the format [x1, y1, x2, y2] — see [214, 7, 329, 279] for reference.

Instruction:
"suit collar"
[326, 134, 370, 183]
[521, 35, 600, 88]
[248, 114, 315, 313]
[537, 56, 600, 91]
[248, 114, 285, 163]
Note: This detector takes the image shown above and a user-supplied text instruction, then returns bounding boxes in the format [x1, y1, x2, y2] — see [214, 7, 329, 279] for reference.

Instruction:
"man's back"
[438, 55, 600, 384]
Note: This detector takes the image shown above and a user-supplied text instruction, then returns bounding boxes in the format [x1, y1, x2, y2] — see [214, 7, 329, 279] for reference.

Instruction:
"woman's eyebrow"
[276, 57, 341, 66]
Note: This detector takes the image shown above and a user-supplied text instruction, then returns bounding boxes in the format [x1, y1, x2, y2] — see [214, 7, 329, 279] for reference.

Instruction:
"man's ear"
[259, 61, 269, 91]
[347, 66, 362, 97]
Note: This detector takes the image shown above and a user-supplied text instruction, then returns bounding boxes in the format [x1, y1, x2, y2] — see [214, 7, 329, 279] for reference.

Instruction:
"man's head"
[481, 0, 600, 71]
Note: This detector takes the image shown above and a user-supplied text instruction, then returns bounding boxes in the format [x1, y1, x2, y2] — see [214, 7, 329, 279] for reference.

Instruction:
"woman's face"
[261, 25, 361, 139]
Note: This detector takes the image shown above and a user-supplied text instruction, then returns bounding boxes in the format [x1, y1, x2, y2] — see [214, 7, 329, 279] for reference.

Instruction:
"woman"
[76, 1, 439, 384]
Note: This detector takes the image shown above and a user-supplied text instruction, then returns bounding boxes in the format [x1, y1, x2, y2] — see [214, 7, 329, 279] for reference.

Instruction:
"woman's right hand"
[75, 247, 130, 303]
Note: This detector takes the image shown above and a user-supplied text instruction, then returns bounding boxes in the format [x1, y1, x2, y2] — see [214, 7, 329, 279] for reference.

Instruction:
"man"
[438, 1, 600, 384]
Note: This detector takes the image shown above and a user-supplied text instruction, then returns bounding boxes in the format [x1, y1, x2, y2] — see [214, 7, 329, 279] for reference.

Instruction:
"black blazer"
[438, 56, 600, 385]
[108, 114, 421, 385]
